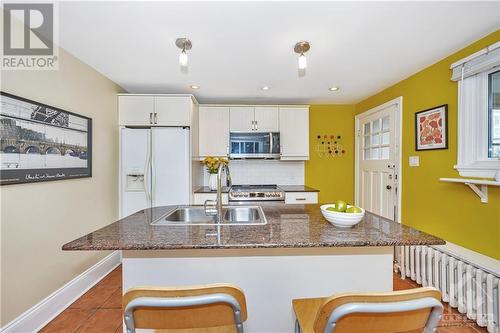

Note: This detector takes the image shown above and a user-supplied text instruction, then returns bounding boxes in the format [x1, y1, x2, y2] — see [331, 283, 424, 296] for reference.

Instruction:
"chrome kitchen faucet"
[204, 163, 232, 223]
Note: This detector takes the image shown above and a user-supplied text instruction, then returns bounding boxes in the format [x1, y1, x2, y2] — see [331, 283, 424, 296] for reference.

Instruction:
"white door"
[154, 96, 191, 126]
[279, 107, 309, 160]
[118, 96, 154, 126]
[199, 106, 230, 157]
[230, 106, 255, 131]
[254, 106, 279, 132]
[151, 127, 190, 207]
[120, 128, 151, 218]
[356, 100, 400, 221]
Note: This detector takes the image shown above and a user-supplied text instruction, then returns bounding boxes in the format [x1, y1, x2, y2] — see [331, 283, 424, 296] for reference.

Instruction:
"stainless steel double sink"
[151, 206, 267, 226]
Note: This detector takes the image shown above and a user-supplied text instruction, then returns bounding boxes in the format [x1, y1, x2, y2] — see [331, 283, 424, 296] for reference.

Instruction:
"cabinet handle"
[255, 120, 258, 131]
[149, 112, 153, 124]
[296, 198, 306, 201]
[154, 113, 158, 124]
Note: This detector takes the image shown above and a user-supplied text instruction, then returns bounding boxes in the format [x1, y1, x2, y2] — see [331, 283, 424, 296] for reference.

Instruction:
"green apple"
[346, 206, 363, 213]
[326, 206, 337, 212]
[334, 200, 347, 212]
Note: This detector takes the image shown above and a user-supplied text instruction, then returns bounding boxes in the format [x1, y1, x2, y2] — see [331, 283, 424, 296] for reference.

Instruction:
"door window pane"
[364, 136, 371, 148]
[381, 147, 390, 160]
[489, 70, 500, 158]
[364, 148, 371, 160]
[372, 119, 381, 133]
[371, 147, 380, 160]
[364, 123, 370, 135]
[372, 134, 380, 145]
[382, 116, 390, 131]
[382, 132, 390, 145]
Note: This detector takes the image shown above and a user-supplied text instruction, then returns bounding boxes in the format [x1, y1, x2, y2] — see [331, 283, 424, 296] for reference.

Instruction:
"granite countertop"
[62, 203, 444, 251]
[194, 185, 319, 193]
[279, 185, 319, 192]
[194, 186, 230, 193]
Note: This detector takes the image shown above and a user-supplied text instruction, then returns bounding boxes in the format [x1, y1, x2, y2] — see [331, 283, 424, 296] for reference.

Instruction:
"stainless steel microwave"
[229, 132, 280, 159]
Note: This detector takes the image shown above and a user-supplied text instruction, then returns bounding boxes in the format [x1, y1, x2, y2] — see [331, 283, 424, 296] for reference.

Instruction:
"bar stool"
[292, 287, 443, 333]
[123, 284, 247, 333]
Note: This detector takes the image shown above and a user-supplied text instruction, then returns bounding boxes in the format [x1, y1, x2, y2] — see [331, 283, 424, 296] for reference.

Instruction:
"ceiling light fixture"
[294, 41, 310, 70]
[190, 85, 200, 89]
[176, 38, 192, 67]
[262, 86, 270, 91]
[329, 86, 339, 91]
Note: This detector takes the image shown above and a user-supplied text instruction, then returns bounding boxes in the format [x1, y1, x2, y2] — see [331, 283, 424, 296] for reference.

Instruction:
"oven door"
[229, 132, 280, 159]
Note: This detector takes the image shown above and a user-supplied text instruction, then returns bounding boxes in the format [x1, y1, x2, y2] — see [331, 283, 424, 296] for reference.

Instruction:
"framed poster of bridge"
[0, 92, 92, 185]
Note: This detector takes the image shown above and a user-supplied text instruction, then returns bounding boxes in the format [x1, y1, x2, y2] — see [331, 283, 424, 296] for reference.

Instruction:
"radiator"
[396, 245, 500, 333]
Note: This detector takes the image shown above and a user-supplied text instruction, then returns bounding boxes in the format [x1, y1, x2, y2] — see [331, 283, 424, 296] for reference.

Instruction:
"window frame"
[456, 66, 500, 178]
[488, 70, 500, 159]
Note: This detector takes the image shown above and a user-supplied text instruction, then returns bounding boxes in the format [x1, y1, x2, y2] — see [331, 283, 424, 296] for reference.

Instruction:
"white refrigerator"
[120, 127, 190, 218]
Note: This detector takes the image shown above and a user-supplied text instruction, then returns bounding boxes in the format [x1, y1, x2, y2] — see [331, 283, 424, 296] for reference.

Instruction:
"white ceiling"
[59, 1, 500, 104]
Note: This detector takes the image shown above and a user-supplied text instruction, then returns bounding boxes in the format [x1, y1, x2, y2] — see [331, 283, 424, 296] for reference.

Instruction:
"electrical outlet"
[409, 156, 420, 167]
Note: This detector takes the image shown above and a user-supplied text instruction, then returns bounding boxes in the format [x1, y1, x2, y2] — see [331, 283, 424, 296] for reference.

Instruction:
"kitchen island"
[63, 203, 444, 333]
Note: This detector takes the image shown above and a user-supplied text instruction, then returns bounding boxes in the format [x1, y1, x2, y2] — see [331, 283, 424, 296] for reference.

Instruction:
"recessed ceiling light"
[328, 86, 339, 91]
[190, 85, 200, 89]
[262, 86, 270, 91]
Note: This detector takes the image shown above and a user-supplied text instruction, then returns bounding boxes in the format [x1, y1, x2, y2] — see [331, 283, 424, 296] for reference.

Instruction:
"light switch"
[409, 156, 420, 167]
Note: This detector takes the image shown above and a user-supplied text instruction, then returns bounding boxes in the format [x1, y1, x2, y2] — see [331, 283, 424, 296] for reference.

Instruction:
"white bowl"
[320, 204, 365, 228]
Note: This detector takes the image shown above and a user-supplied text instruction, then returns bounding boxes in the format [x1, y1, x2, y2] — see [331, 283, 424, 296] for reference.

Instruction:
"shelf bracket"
[464, 183, 488, 203]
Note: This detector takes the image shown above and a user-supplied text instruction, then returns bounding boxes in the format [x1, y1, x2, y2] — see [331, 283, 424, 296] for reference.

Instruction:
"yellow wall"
[356, 30, 500, 259]
[306, 105, 355, 204]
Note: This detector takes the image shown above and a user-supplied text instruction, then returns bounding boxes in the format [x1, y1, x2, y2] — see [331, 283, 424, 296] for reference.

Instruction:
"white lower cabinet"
[284, 192, 318, 204]
[193, 193, 229, 205]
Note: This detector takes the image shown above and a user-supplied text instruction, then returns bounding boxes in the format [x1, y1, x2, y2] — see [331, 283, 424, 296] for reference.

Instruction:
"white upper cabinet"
[279, 107, 309, 160]
[154, 96, 191, 126]
[118, 95, 193, 126]
[230, 106, 255, 132]
[254, 107, 279, 132]
[118, 95, 154, 126]
[199, 106, 230, 157]
[229, 106, 279, 132]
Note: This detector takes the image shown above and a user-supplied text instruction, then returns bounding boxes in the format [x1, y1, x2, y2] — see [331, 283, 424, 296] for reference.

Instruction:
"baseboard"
[0, 251, 122, 333]
[430, 241, 499, 276]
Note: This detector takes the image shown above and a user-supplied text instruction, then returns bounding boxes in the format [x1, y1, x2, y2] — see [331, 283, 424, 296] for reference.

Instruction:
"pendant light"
[176, 38, 192, 68]
[294, 41, 310, 70]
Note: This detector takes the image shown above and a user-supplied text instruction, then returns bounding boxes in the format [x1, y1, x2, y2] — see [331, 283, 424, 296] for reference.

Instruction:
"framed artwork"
[0, 92, 92, 185]
[415, 104, 448, 151]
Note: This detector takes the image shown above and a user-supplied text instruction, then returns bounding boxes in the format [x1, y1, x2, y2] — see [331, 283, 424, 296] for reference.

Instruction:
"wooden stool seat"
[156, 326, 238, 333]
[292, 287, 443, 333]
[123, 284, 247, 333]
[292, 297, 328, 333]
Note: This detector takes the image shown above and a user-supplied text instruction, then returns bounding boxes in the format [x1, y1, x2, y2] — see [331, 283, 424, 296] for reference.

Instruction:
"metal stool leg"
[295, 319, 301, 333]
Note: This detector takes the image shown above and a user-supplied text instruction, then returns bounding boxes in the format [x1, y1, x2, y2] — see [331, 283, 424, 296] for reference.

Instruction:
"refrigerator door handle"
[143, 137, 151, 201]
[151, 129, 156, 205]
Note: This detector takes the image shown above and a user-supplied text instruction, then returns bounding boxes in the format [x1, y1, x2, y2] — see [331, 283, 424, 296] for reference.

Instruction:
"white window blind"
[451, 42, 500, 81]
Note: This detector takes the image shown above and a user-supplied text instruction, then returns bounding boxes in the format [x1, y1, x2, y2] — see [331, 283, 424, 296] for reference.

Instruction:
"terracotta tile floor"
[39, 265, 488, 332]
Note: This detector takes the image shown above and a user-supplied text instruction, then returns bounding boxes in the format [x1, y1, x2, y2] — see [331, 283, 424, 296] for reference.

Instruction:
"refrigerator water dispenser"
[126, 171, 145, 191]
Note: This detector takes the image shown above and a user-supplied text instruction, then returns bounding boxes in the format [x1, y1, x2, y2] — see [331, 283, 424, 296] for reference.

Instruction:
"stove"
[229, 184, 285, 201]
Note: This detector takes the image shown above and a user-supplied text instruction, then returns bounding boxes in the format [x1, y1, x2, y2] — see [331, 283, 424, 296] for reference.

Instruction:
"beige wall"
[0, 46, 122, 324]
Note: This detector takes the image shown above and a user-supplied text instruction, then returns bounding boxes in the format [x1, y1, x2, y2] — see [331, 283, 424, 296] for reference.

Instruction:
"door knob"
[386, 185, 392, 190]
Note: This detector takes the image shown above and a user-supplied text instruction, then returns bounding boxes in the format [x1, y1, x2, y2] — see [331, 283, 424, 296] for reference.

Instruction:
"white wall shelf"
[440, 177, 500, 203]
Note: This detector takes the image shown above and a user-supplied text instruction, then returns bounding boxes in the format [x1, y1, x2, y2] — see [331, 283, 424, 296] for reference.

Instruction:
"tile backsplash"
[203, 160, 304, 185]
